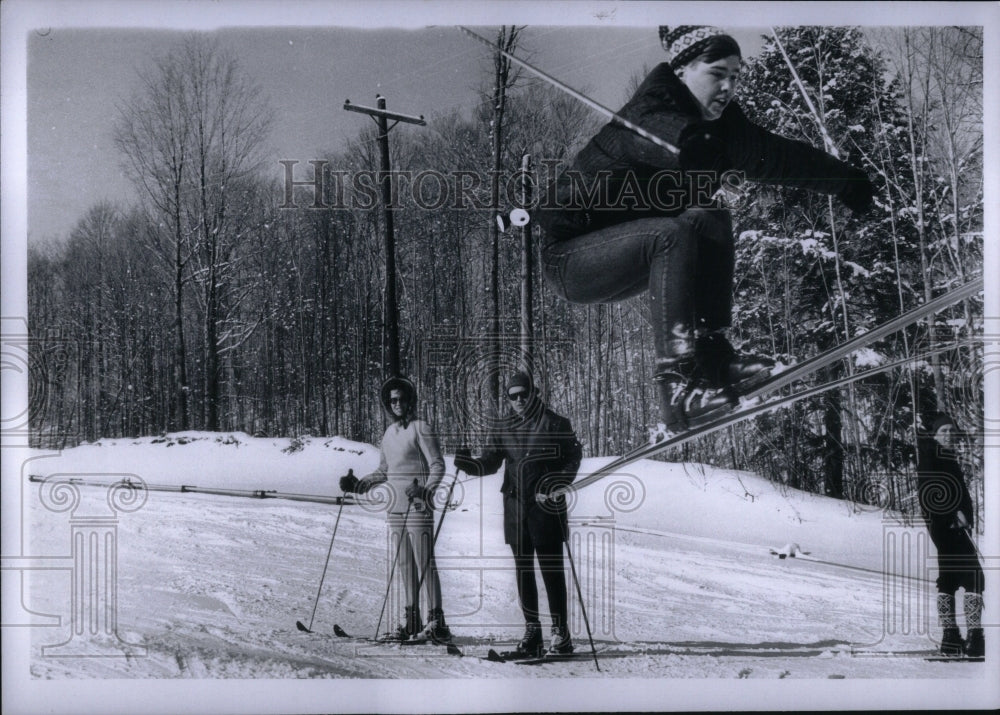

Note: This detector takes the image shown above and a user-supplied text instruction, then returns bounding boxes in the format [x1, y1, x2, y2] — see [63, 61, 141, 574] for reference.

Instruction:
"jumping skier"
[535, 25, 875, 432]
[916, 412, 985, 658]
[339, 376, 452, 643]
[454, 371, 582, 657]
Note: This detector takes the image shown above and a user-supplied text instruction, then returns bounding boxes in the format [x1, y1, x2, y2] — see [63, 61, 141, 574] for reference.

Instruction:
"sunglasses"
[507, 391, 529, 402]
[390, 397, 406, 404]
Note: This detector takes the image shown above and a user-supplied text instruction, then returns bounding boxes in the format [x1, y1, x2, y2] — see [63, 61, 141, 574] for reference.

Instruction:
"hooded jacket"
[360, 377, 445, 515]
[536, 62, 863, 242]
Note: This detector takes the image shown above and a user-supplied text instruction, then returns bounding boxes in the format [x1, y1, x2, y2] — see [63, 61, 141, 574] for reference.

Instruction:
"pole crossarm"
[342, 94, 425, 378]
[343, 98, 427, 126]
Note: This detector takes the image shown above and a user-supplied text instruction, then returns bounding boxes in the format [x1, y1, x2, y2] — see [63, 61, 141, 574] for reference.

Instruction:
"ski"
[735, 277, 981, 405]
[330, 624, 399, 644]
[564, 275, 981, 495]
[482, 648, 542, 663]
[334, 624, 463, 654]
[399, 639, 464, 655]
[479, 647, 592, 664]
[925, 655, 984, 663]
[568, 343, 968, 494]
[512, 651, 593, 665]
[333, 624, 355, 639]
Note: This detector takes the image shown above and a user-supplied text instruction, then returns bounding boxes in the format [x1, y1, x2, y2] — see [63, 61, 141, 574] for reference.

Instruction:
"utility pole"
[343, 96, 426, 379]
[519, 153, 533, 368]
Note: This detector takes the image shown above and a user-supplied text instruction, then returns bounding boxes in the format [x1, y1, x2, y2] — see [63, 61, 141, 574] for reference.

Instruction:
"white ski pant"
[387, 509, 442, 617]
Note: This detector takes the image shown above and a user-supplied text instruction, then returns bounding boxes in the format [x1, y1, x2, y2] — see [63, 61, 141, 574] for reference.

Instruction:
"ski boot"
[549, 625, 574, 655]
[655, 324, 738, 432]
[655, 356, 736, 433]
[380, 625, 411, 643]
[936, 593, 963, 656]
[516, 621, 544, 658]
[965, 628, 984, 658]
[940, 627, 964, 656]
[964, 592, 984, 658]
[381, 605, 424, 642]
[695, 330, 774, 392]
[418, 607, 452, 645]
[405, 605, 423, 638]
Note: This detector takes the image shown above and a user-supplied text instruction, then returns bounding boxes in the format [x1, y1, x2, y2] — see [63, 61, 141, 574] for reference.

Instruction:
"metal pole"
[296, 497, 346, 633]
[563, 529, 601, 672]
[519, 153, 534, 366]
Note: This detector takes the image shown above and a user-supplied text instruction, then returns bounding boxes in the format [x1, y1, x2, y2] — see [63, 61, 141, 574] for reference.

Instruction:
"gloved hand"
[453, 448, 480, 476]
[405, 480, 434, 506]
[339, 470, 359, 493]
[838, 166, 874, 215]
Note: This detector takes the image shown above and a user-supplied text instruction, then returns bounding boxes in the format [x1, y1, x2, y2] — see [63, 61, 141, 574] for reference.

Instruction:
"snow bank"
[29, 432, 911, 573]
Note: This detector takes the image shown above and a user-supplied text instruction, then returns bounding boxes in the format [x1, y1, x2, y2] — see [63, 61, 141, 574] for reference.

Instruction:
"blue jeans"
[541, 209, 734, 360]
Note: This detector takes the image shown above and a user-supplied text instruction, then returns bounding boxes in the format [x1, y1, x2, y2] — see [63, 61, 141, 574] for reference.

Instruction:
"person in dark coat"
[916, 412, 984, 657]
[454, 372, 582, 656]
[535, 26, 874, 432]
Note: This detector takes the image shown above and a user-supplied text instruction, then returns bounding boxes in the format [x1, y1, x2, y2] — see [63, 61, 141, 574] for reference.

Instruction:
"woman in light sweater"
[340, 376, 451, 643]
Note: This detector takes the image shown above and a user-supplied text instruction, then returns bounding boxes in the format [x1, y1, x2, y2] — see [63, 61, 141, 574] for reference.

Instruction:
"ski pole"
[374, 496, 413, 641]
[296, 491, 347, 633]
[398, 470, 464, 655]
[411, 471, 462, 614]
[768, 28, 841, 159]
[561, 526, 600, 672]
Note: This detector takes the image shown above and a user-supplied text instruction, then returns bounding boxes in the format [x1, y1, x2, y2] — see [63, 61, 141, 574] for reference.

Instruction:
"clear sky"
[20, 16, 775, 244]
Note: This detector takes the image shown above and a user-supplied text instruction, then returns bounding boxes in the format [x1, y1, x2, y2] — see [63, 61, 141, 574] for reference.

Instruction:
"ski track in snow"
[21, 434, 984, 681]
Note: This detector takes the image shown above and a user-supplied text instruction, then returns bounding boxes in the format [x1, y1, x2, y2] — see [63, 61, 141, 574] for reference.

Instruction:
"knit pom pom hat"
[659, 26, 728, 69]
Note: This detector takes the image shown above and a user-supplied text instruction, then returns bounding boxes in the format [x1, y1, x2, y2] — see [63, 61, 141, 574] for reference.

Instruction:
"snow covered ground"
[5, 432, 996, 713]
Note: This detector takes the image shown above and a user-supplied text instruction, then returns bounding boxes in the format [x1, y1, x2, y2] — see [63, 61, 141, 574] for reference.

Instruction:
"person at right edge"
[535, 26, 875, 433]
[916, 412, 985, 658]
[454, 372, 582, 657]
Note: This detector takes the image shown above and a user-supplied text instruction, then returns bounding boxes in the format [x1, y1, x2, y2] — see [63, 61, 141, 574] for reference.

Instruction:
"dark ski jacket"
[915, 435, 975, 535]
[536, 62, 863, 242]
[456, 403, 582, 544]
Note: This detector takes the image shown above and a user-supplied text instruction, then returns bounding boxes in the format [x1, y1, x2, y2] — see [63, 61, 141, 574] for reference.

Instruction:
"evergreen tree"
[734, 27, 922, 500]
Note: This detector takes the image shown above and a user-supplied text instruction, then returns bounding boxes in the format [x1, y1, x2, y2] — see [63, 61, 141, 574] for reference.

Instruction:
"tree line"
[28, 27, 983, 522]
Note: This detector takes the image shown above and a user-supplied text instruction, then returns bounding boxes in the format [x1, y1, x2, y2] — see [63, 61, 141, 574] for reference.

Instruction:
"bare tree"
[115, 35, 273, 430]
[115, 55, 195, 430]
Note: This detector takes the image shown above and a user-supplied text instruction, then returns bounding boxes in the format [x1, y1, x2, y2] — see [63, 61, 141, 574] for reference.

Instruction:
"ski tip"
[333, 624, 349, 638]
[446, 643, 463, 656]
[295, 621, 311, 633]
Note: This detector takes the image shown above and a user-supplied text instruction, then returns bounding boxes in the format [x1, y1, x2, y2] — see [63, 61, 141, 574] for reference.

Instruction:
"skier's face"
[934, 424, 954, 449]
[676, 55, 741, 120]
[507, 388, 532, 415]
[389, 389, 407, 418]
